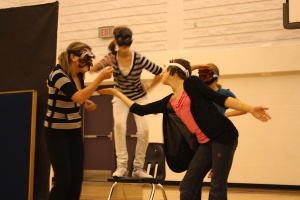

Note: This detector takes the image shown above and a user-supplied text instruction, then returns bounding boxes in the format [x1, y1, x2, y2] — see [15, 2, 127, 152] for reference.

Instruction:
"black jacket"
[130, 76, 238, 172]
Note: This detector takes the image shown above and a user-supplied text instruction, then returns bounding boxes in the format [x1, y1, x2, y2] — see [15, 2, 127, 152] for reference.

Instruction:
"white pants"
[112, 95, 149, 170]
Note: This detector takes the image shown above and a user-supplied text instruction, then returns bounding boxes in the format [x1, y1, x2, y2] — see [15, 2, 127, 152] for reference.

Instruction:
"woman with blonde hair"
[44, 41, 113, 200]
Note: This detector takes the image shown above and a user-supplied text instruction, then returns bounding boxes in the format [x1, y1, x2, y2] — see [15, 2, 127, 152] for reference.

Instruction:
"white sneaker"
[112, 167, 128, 178]
[132, 169, 153, 178]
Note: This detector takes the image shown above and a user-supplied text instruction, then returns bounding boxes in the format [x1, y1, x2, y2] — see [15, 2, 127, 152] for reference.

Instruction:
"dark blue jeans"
[46, 128, 84, 200]
[180, 139, 238, 200]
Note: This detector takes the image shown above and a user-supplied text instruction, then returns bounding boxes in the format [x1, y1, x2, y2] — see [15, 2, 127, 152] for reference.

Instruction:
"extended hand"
[250, 106, 271, 122]
[84, 100, 97, 111]
[98, 88, 118, 96]
[100, 66, 114, 80]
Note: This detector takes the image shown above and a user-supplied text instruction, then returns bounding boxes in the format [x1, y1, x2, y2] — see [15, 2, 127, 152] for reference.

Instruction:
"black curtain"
[0, 2, 58, 199]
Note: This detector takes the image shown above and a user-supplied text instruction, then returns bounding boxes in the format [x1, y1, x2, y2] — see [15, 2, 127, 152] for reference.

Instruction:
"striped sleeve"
[136, 52, 162, 75]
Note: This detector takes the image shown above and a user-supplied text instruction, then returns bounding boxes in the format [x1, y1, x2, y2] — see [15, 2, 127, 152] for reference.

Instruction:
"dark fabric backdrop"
[0, 2, 58, 199]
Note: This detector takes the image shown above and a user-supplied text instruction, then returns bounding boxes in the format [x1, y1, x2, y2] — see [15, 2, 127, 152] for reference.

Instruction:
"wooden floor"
[80, 181, 300, 200]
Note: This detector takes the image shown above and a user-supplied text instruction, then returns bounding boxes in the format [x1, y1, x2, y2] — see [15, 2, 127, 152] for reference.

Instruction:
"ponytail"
[108, 39, 116, 52]
[58, 51, 70, 73]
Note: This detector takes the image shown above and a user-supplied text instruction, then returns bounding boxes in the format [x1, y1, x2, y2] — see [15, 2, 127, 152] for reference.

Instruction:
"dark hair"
[108, 26, 133, 52]
[168, 58, 191, 79]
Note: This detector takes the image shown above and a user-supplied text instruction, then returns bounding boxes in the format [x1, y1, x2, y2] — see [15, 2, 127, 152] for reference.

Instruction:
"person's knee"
[114, 121, 126, 132]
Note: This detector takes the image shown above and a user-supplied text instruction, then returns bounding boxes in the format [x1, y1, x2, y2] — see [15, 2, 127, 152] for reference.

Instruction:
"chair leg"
[107, 182, 118, 200]
[149, 183, 156, 200]
[157, 183, 168, 200]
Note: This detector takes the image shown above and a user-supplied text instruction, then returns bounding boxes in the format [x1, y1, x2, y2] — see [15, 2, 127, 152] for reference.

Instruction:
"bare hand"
[84, 100, 97, 111]
[99, 66, 114, 80]
[97, 88, 118, 96]
[250, 106, 271, 122]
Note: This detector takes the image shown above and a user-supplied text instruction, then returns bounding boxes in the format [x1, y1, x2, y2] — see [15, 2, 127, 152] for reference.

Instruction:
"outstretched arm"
[98, 88, 169, 116]
[224, 97, 271, 122]
[90, 53, 115, 73]
[191, 64, 209, 71]
[225, 109, 247, 117]
[71, 67, 114, 104]
[185, 76, 270, 122]
[98, 88, 134, 108]
[225, 98, 247, 117]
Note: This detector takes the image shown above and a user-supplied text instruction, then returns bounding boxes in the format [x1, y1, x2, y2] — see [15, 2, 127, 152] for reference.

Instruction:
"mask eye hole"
[80, 50, 95, 59]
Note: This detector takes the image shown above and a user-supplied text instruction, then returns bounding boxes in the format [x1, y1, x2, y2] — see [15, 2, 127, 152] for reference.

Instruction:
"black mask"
[68, 49, 95, 70]
[115, 29, 133, 46]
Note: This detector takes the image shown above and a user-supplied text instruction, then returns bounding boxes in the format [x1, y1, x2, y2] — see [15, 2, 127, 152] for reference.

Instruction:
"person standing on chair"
[98, 58, 271, 200]
[44, 41, 113, 200]
[90, 26, 163, 178]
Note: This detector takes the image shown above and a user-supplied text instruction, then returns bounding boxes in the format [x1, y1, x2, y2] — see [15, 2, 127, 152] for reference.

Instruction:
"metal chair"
[107, 142, 167, 200]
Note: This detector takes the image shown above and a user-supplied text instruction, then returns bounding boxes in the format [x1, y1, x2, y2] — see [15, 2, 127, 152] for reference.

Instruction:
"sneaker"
[112, 167, 128, 178]
[132, 169, 153, 178]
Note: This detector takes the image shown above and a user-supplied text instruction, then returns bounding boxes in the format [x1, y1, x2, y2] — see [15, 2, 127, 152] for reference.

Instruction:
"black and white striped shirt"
[44, 65, 83, 130]
[99, 51, 162, 100]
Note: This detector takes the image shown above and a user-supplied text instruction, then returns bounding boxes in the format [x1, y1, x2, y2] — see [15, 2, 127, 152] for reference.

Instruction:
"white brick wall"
[1, 0, 300, 185]
[183, 0, 300, 50]
[58, 0, 168, 58]
[0, 0, 20, 8]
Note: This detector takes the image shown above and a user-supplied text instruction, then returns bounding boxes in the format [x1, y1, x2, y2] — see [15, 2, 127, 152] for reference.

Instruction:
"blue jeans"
[180, 140, 238, 200]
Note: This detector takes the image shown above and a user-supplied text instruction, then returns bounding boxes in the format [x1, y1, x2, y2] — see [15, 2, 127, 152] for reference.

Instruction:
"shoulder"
[49, 65, 68, 80]
[218, 88, 236, 98]
[184, 76, 204, 86]
[133, 51, 151, 61]
[131, 51, 140, 58]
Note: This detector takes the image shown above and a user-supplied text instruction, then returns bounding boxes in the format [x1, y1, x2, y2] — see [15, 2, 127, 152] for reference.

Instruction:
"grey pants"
[180, 139, 238, 200]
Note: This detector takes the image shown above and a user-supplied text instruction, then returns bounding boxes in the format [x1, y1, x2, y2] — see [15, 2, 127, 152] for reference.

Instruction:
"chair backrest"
[143, 143, 166, 181]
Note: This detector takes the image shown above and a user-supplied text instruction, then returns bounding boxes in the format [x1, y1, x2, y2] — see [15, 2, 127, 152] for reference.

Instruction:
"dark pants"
[45, 128, 84, 200]
[180, 140, 238, 200]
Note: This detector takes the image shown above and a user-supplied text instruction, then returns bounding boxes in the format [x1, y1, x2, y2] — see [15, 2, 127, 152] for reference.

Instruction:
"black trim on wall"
[283, 2, 300, 29]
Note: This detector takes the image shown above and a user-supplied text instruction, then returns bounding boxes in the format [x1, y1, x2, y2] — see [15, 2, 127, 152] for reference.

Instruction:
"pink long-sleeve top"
[170, 90, 210, 144]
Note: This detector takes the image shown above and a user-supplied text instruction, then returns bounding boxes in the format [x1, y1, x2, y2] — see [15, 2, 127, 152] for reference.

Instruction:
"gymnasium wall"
[1, 0, 300, 186]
